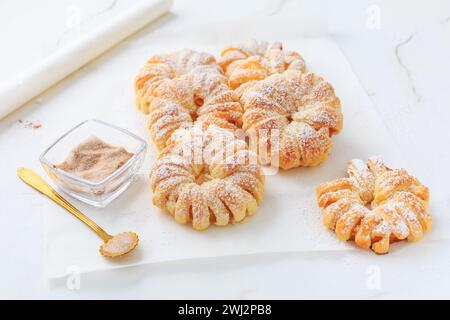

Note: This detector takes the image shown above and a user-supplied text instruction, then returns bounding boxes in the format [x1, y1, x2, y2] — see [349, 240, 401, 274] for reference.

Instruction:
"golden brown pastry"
[316, 157, 432, 254]
[240, 71, 342, 169]
[218, 39, 306, 90]
[135, 49, 243, 150]
[135, 49, 215, 113]
[150, 125, 265, 230]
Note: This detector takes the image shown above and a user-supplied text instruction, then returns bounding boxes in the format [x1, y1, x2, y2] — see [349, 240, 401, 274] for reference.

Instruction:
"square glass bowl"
[40, 119, 147, 207]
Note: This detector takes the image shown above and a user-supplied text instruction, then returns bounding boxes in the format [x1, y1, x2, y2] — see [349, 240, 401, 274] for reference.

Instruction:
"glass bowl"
[39, 119, 147, 207]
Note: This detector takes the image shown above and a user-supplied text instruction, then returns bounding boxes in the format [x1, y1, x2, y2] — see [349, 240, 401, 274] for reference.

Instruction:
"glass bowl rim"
[39, 118, 147, 187]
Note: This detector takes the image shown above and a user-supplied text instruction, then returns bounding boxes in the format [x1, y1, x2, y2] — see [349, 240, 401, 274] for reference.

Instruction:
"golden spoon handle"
[17, 167, 112, 242]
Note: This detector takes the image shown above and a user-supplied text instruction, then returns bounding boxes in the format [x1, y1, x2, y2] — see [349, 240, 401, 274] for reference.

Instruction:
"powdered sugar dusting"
[316, 157, 432, 254]
[241, 71, 342, 169]
[135, 49, 243, 150]
[219, 39, 306, 89]
[150, 126, 264, 230]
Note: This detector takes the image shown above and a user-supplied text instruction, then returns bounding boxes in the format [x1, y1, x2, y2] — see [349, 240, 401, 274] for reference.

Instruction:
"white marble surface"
[1, 0, 450, 299]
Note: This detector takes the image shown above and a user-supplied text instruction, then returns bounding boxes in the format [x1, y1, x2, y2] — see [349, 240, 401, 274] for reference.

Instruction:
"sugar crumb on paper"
[18, 119, 42, 129]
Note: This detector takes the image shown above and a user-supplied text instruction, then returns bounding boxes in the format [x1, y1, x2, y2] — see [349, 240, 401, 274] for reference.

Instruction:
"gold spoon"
[17, 167, 139, 258]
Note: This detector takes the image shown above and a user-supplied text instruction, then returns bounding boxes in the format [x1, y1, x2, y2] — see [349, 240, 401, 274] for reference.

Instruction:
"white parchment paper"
[44, 19, 402, 278]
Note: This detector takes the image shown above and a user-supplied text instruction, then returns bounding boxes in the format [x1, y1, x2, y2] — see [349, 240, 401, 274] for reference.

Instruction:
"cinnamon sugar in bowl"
[40, 119, 147, 207]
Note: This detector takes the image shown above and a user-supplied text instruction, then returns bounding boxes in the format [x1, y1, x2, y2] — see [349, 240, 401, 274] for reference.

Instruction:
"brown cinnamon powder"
[55, 136, 134, 183]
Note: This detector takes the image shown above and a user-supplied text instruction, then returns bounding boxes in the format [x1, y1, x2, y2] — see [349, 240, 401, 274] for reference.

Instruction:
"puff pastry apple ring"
[240, 70, 343, 169]
[316, 157, 432, 254]
[218, 39, 306, 90]
[150, 126, 265, 230]
[135, 49, 243, 150]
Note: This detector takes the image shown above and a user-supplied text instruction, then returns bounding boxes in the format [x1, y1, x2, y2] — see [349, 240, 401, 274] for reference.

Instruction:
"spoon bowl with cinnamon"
[17, 167, 139, 258]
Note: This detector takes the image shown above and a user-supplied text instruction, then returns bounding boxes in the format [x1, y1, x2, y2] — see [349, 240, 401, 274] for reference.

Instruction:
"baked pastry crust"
[135, 49, 214, 112]
[150, 126, 265, 230]
[135, 49, 243, 150]
[219, 39, 306, 90]
[240, 71, 342, 169]
[316, 157, 431, 254]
